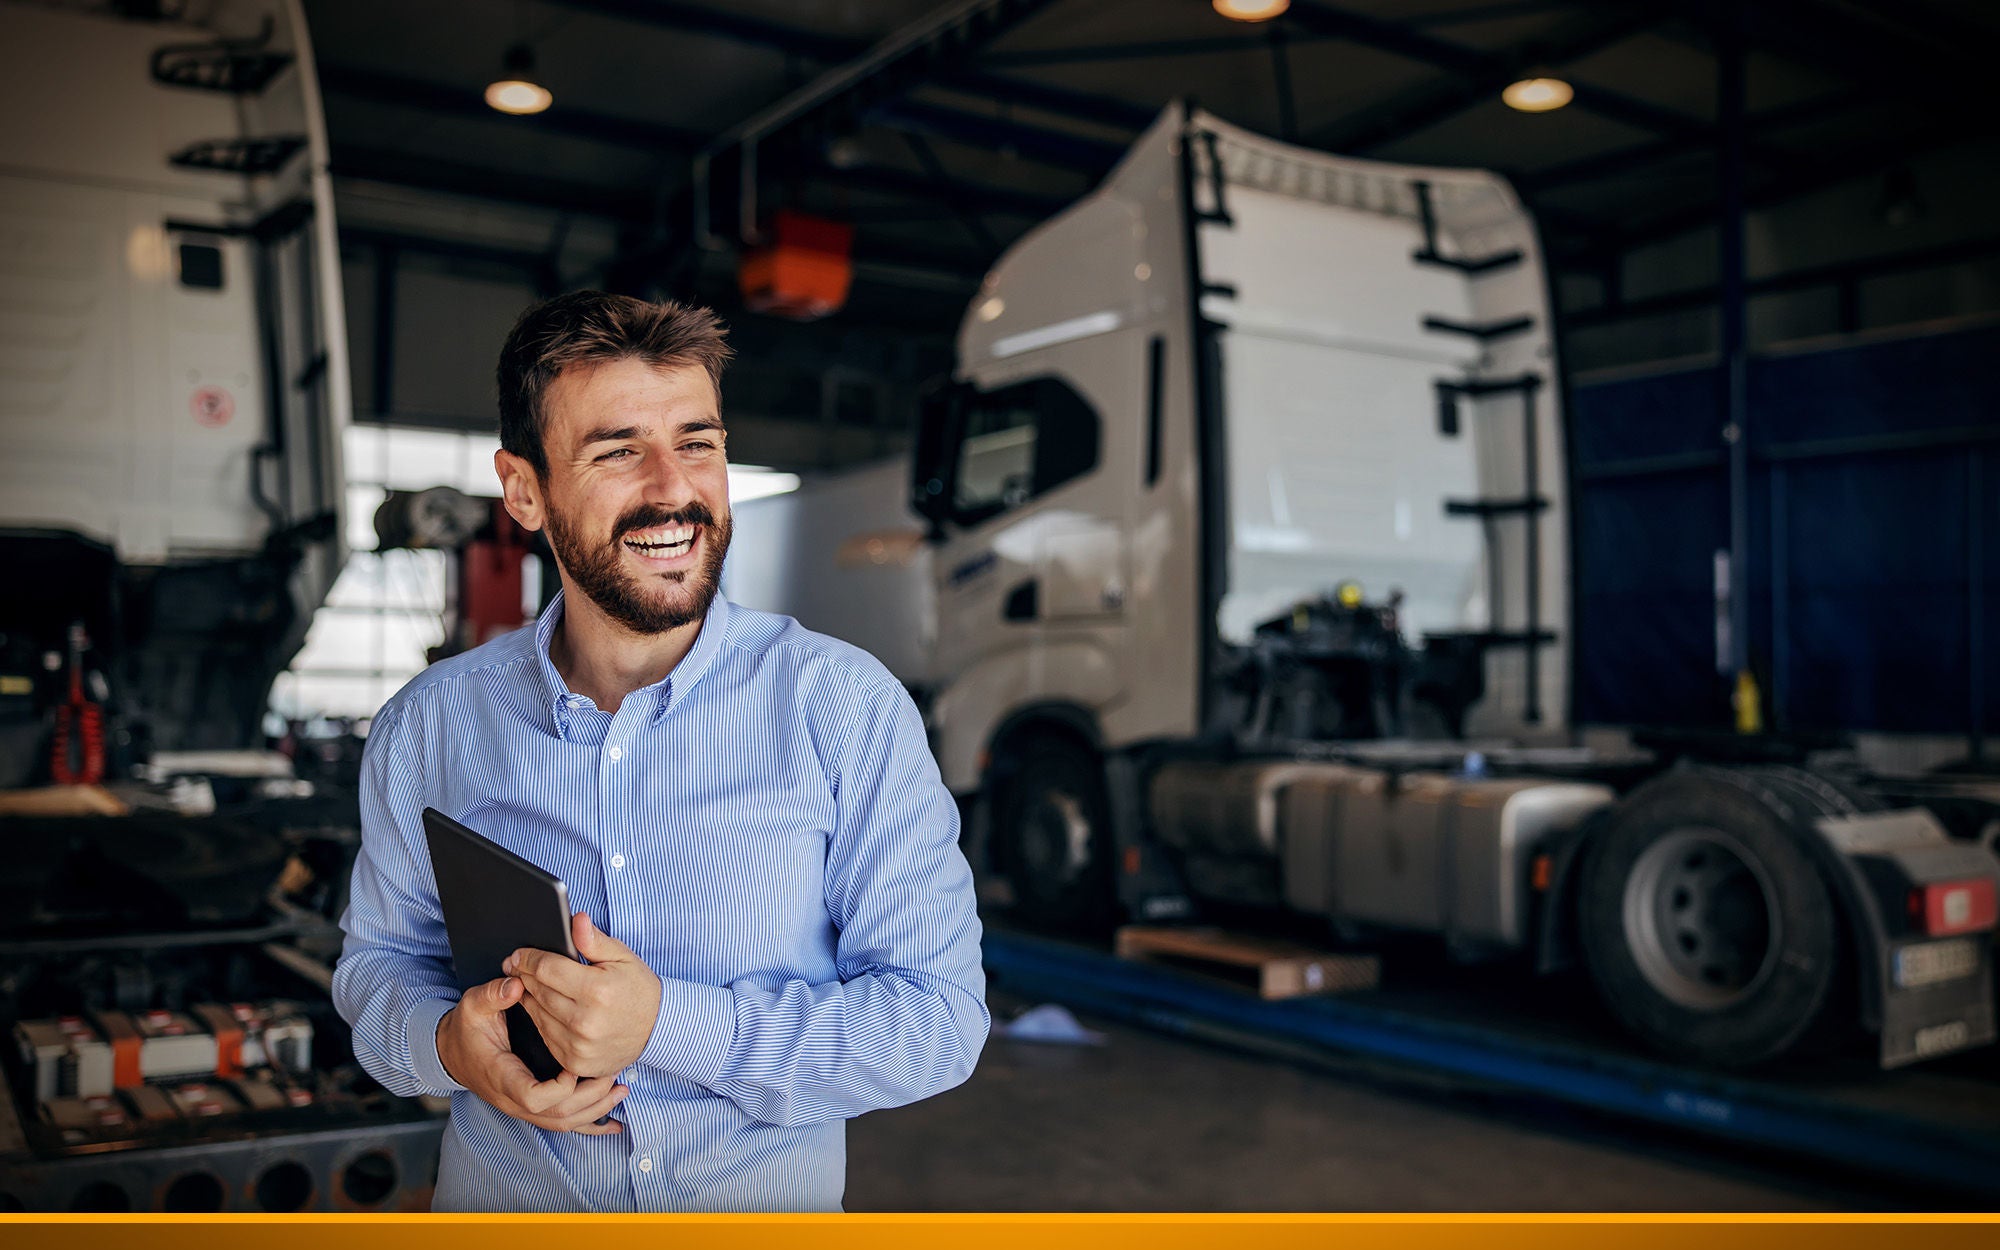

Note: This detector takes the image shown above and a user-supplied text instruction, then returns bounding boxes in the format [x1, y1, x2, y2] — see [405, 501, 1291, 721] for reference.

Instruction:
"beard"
[543, 496, 731, 635]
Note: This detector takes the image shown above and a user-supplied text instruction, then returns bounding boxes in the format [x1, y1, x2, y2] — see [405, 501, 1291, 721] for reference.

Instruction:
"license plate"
[1894, 938, 1980, 989]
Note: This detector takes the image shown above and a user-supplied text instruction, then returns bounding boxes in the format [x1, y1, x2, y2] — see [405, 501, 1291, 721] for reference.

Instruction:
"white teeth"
[624, 525, 696, 556]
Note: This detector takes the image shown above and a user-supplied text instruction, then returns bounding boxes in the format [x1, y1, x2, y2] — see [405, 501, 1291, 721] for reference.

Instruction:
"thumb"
[466, 975, 522, 1016]
[572, 911, 632, 963]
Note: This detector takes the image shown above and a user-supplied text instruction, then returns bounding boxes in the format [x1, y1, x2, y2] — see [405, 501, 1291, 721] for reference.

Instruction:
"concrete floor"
[845, 992, 1880, 1212]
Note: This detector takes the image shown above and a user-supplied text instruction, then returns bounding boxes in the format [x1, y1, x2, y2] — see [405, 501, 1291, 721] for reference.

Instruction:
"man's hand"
[435, 974, 627, 1134]
[507, 913, 663, 1079]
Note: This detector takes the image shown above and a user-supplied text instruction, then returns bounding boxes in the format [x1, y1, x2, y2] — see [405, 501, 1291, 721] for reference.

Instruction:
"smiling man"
[331, 291, 988, 1212]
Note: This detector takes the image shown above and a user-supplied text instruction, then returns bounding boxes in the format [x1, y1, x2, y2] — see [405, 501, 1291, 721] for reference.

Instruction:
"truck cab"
[907, 105, 1999, 1071]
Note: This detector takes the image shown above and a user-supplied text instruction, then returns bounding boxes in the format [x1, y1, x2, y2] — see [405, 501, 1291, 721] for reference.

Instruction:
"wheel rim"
[1017, 787, 1092, 894]
[1620, 826, 1781, 1010]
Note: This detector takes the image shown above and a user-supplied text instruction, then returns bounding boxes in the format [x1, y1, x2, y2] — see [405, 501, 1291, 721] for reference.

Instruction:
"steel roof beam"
[539, 0, 865, 62]
[822, 161, 1073, 221]
[1519, 91, 1863, 194]
[1554, 121, 1991, 266]
[1288, 2, 1684, 153]
[1662, 0, 1997, 126]
[538, 0, 1152, 138]
[873, 99, 1123, 172]
[1563, 232, 2000, 328]
[316, 62, 701, 152]
[330, 144, 653, 219]
[977, 33, 1329, 69]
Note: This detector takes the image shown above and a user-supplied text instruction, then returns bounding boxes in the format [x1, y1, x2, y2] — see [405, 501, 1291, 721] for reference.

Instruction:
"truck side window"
[951, 378, 1100, 523]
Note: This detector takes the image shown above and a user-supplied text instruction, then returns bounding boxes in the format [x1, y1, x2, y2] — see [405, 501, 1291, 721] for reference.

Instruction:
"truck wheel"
[1577, 769, 1843, 1067]
[997, 737, 1115, 933]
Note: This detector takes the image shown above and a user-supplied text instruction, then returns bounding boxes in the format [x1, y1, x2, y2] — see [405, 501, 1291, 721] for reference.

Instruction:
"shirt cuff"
[406, 995, 469, 1095]
[638, 976, 737, 1087]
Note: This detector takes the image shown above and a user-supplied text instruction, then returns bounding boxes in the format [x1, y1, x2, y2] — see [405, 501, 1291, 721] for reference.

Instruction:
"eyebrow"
[575, 418, 723, 449]
[577, 424, 644, 448]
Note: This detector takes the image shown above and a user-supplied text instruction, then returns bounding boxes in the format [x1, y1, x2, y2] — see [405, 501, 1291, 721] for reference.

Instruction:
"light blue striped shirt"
[332, 592, 988, 1211]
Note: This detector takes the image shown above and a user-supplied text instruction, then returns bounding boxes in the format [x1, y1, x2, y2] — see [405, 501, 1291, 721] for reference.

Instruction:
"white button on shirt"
[638, 1157, 653, 1174]
[610, 854, 626, 870]
[607, 745, 623, 761]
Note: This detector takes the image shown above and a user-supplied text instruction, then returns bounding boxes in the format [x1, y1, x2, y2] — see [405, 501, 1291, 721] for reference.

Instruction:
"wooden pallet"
[1113, 925, 1380, 1000]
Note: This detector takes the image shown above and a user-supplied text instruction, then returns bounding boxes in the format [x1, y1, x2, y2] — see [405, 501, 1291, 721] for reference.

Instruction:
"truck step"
[1412, 248, 1524, 276]
[1422, 314, 1535, 341]
[1445, 496, 1549, 518]
[1113, 926, 1380, 1000]
[168, 136, 307, 177]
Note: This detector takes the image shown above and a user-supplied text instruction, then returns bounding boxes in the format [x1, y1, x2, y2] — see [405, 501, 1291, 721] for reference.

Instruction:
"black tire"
[1577, 767, 1845, 1068]
[996, 736, 1116, 933]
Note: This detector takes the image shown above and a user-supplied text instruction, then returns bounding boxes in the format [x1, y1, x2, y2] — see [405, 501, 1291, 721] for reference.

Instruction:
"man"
[332, 290, 988, 1212]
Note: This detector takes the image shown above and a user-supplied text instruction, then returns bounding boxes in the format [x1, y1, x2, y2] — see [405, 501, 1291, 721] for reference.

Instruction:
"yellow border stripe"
[2, 1213, 1998, 1250]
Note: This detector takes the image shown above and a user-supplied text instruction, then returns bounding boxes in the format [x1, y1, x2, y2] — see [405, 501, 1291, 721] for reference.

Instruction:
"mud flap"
[1816, 810, 2000, 1067]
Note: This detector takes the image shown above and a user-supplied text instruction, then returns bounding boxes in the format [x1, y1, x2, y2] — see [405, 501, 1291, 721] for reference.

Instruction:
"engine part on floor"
[0, 812, 291, 937]
[0, 1108, 443, 1213]
[17, 1002, 313, 1102]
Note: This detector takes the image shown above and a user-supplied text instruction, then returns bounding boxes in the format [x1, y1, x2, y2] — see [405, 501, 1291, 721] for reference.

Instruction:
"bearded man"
[332, 291, 987, 1212]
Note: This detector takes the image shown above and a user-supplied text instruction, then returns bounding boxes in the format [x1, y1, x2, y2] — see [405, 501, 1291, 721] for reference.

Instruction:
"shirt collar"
[532, 590, 734, 738]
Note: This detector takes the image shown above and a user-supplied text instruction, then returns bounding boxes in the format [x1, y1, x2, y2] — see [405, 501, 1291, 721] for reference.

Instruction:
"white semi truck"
[783, 104, 1998, 1070]
[0, 0, 349, 765]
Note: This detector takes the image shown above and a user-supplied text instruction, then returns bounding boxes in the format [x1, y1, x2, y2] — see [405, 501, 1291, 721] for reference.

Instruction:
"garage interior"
[2, 0, 1998, 1215]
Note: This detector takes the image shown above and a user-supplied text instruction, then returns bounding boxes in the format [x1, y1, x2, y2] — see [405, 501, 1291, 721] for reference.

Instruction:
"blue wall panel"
[1569, 322, 1996, 738]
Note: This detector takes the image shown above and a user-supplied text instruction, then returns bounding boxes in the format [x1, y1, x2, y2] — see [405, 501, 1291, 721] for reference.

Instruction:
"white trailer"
[725, 457, 933, 688]
[898, 104, 1999, 1069]
[0, 0, 349, 760]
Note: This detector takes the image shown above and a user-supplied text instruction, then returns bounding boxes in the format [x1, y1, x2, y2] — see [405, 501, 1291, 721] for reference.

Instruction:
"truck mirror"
[911, 377, 965, 531]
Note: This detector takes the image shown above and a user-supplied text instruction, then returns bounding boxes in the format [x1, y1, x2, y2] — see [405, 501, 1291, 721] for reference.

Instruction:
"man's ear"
[496, 449, 546, 533]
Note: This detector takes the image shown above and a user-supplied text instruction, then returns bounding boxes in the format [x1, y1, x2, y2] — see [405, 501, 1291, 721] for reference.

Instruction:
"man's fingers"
[574, 1081, 629, 1125]
[516, 971, 583, 1018]
[462, 975, 521, 1018]
[542, 1075, 623, 1122]
[571, 912, 638, 964]
[540, 1081, 628, 1134]
[508, 947, 591, 999]
[516, 995, 577, 1067]
[503, 1065, 578, 1115]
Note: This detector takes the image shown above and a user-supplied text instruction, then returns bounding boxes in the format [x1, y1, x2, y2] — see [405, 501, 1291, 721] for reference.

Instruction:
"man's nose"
[641, 451, 697, 505]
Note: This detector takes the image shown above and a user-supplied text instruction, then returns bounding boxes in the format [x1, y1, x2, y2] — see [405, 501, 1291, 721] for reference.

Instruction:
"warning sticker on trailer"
[190, 385, 235, 428]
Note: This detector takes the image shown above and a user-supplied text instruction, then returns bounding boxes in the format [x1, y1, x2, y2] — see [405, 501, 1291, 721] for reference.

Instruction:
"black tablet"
[421, 807, 577, 1082]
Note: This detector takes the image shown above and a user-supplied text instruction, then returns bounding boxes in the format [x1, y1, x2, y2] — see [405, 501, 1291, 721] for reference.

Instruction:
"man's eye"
[681, 441, 715, 454]
[596, 448, 635, 461]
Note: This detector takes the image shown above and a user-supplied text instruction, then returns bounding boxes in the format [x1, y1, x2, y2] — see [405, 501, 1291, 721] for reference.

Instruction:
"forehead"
[542, 357, 719, 443]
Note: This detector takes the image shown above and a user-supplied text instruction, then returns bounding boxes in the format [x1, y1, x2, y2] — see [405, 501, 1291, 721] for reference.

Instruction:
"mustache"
[613, 501, 718, 541]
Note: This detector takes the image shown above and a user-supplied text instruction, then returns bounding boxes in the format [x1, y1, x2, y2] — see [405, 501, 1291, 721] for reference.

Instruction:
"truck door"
[917, 369, 1126, 790]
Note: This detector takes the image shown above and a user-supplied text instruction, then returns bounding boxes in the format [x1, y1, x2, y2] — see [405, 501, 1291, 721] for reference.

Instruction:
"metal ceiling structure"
[302, 0, 2000, 394]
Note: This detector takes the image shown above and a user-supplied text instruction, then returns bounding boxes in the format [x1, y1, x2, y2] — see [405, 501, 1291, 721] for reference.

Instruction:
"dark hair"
[496, 290, 733, 476]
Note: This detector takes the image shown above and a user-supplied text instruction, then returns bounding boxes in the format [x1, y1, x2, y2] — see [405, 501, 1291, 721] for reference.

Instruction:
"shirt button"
[638, 1157, 653, 1174]
[610, 853, 626, 870]
[608, 746, 623, 761]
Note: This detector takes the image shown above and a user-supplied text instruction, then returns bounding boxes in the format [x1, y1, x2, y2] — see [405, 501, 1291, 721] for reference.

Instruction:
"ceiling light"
[1502, 75, 1573, 113]
[1213, 0, 1290, 22]
[485, 44, 552, 115]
